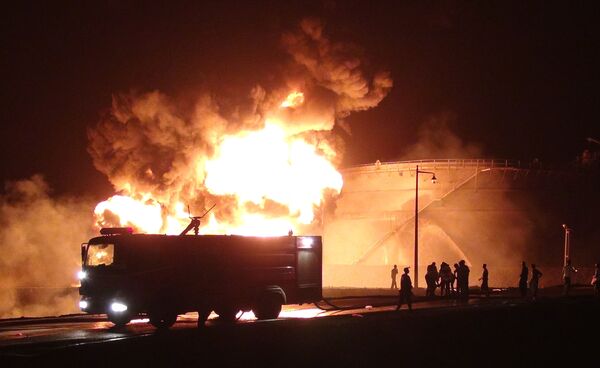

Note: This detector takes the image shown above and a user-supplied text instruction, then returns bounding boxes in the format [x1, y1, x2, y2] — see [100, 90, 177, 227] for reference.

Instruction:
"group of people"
[392, 258, 600, 311]
[392, 259, 478, 311]
[519, 258, 600, 298]
[422, 261, 474, 298]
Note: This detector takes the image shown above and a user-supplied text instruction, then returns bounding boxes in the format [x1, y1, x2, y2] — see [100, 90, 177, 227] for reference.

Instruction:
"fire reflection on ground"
[130, 318, 150, 324]
[235, 307, 325, 321]
[176, 305, 326, 324]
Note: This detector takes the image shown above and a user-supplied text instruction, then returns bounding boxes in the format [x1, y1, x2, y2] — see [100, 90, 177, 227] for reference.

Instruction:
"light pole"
[414, 165, 437, 289]
[562, 224, 572, 266]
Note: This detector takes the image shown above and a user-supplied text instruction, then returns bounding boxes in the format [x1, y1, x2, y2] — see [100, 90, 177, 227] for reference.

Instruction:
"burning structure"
[88, 18, 391, 238]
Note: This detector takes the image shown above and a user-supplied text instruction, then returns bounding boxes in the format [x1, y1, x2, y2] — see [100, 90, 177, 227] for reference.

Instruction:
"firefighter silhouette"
[396, 267, 413, 311]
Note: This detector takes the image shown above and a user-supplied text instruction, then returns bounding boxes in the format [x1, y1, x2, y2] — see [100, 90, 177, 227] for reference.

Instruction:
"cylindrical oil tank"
[323, 159, 600, 288]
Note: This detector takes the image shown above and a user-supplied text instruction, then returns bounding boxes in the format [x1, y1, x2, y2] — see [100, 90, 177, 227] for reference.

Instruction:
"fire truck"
[78, 227, 322, 328]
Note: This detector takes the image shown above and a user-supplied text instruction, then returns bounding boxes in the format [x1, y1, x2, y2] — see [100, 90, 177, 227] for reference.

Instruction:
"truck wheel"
[197, 308, 211, 328]
[253, 293, 282, 320]
[149, 312, 178, 329]
[107, 311, 132, 327]
[215, 306, 239, 322]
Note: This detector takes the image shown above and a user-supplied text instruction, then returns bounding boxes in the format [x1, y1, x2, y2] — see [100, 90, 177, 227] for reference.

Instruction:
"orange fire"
[94, 91, 343, 236]
[280, 91, 304, 108]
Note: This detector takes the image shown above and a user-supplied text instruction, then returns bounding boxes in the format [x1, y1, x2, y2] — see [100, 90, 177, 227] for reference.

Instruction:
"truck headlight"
[111, 301, 128, 313]
[77, 270, 87, 280]
[79, 300, 89, 310]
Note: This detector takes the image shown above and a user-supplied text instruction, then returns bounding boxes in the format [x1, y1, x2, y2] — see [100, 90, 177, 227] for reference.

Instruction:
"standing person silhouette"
[563, 258, 578, 296]
[439, 262, 452, 297]
[396, 267, 413, 311]
[530, 264, 543, 300]
[425, 262, 439, 297]
[457, 260, 470, 300]
[431, 262, 439, 296]
[452, 263, 459, 296]
[391, 265, 399, 289]
[479, 264, 489, 297]
[519, 261, 529, 298]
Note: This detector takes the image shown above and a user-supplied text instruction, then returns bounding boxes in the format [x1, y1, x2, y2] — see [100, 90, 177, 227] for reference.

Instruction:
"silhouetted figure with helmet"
[396, 267, 413, 311]
[519, 261, 529, 298]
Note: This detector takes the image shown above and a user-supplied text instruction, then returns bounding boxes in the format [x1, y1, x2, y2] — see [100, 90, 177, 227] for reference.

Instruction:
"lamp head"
[431, 174, 438, 184]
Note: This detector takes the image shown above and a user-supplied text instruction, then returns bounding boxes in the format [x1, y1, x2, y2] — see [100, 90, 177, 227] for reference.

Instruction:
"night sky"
[2, 1, 599, 198]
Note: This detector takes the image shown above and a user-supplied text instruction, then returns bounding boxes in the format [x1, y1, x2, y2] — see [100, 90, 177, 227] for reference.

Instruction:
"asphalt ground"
[0, 286, 598, 367]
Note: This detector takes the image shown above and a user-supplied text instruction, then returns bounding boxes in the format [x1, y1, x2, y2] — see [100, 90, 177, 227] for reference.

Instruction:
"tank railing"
[343, 158, 522, 172]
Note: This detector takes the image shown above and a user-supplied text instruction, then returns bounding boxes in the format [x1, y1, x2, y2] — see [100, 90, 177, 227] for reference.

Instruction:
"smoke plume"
[88, 18, 392, 234]
[0, 175, 95, 318]
[281, 18, 393, 118]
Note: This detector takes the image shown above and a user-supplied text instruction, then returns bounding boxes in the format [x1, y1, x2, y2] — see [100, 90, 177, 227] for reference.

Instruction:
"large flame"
[90, 19, 393, 237]
[94, 92, 343, 236]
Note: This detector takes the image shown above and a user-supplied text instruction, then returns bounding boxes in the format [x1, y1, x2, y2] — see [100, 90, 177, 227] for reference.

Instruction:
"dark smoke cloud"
[281, 18, 393, 118]
[88, 91, 225, 202]
[0, 175, 95, 318]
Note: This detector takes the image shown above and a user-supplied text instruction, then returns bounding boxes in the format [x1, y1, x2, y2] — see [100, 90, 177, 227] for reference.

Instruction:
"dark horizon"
[2, 1, 599, 197]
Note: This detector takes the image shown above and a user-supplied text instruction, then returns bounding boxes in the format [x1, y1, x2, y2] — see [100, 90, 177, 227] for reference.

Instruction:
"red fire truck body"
[79, 230, 322, 328]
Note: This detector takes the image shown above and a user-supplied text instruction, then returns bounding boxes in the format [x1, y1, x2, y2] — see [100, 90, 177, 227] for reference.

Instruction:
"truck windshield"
[86, 243, 114, 266]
